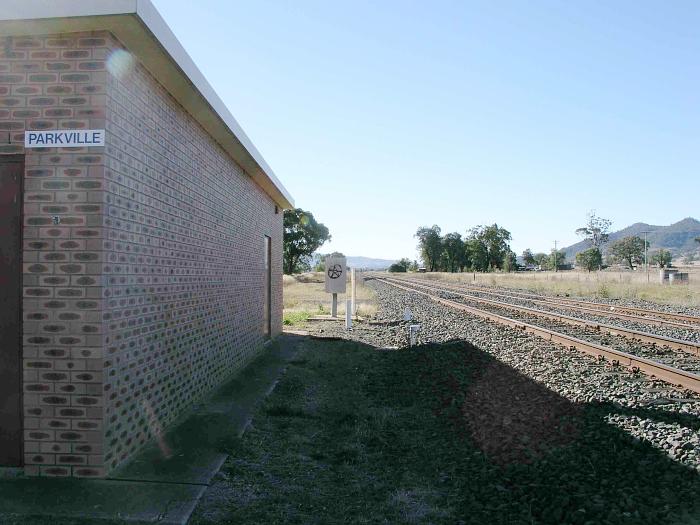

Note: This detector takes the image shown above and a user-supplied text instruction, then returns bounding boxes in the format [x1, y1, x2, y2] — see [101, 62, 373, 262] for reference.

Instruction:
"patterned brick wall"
[1, 31, 109, 477]
[1, 30, 283, 477]
[101, 33, 283, 474]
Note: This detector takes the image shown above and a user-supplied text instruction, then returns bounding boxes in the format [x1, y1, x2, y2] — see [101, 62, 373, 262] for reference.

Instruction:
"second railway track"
[402, 277, 700, 328]
[385, 277, 700, 353]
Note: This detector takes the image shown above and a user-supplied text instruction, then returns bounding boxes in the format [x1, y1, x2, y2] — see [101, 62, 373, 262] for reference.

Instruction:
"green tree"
[442, 232, 464, 273]
[576, 248, 602, 272]
[609, 236, 647, 269]
[502, 251, 517, 272]
[283, 208, 331, 274]
[522, 249, 535, 266]
[314, 251, 345, 272]
[469, 224, 512, 270]
[533, 252, 548, 269]
[388, 258, 412, 273]
[436, 251, 449, 272]
[549, 249, 567, 271]
[415, 225, 443, 272]
[650, 249, 672, 268]
[465, 238, 489, 272]
[575, 211, 612, 251]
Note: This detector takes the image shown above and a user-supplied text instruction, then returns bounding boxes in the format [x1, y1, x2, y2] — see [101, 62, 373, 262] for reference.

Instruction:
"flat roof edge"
[0, 0, 295, 209]
[132, 1, 294, 208]
[1, 0, 138, 20]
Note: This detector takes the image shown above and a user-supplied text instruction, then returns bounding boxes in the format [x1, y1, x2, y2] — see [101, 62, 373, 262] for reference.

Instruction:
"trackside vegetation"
[192, 338, 700, 524]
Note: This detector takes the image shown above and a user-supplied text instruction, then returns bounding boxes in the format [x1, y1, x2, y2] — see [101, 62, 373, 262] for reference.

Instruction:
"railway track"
[376, 276, 700, 395]
[383, 277, 700, 356]
[384, 276, 700, 347]
[397, 277, 700, 328]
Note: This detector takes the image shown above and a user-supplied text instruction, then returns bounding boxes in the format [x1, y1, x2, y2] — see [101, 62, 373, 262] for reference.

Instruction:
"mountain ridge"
[346, 256, 397, 270]
[562, 217, 700, 260]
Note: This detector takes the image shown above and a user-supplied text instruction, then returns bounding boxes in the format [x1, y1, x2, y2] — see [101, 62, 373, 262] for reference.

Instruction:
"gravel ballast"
[307, 276, 700, 474]
[389, 276, 700, 343]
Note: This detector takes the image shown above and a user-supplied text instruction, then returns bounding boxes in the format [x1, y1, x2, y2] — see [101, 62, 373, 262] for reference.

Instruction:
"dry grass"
[283, 271, 377, 324]
[413, 269, 700, 308]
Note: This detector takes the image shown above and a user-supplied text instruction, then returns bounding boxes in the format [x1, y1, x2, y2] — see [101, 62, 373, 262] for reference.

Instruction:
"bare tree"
[575, 211, 612, 250]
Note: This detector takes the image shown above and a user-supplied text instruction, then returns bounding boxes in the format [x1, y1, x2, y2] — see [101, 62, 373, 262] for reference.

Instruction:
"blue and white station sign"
[25, 129, 105, 148]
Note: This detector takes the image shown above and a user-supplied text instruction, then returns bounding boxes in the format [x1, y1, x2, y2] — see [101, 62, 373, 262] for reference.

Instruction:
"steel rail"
[377, 277, 700, 394]
[389, 277, 700, 330]
[381, 277, 700, 357]
[403, 277, 700, 326]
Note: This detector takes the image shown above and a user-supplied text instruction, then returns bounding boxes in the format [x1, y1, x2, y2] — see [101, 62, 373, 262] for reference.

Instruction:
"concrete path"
[0, 334, 304, 524]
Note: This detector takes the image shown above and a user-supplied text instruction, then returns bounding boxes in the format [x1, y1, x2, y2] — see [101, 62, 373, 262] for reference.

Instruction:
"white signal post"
[324, 256, 347, 318]
[351, 268, 356, 316]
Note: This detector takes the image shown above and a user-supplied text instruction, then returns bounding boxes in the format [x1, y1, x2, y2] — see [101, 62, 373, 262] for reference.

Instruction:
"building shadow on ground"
[400, 337, 700, 524]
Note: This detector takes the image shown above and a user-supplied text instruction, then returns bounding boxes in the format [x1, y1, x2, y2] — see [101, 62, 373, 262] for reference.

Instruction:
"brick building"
[0, 1, 293, 477]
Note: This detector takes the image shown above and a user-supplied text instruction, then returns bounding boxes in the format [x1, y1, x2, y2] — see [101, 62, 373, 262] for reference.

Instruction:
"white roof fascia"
[0, 0, 295, 209]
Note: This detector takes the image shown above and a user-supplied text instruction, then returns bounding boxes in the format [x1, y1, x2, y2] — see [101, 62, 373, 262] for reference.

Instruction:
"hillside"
[346, 256, 397, 270]
[562, 217, 700, 260]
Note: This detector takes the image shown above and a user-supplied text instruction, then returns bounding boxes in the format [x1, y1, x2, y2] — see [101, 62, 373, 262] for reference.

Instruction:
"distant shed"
[0, 0, 293, 477]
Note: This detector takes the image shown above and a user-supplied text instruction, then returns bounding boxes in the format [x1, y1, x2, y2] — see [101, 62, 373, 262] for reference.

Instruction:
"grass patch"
[192, 338, 700, 524]
[283, 310, 312, 326]
[283, 272, 378, 325]
[419, 270, 700, 308]
[264, 403, 313, 419]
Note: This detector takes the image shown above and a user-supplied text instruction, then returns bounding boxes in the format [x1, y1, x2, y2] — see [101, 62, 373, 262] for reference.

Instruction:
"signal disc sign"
[324, 256, 347, 294]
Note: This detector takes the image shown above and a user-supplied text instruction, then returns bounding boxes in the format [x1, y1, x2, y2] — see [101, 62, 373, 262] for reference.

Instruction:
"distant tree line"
[520, 248, 569, 271]
[409, 224, 517, 273]
[388, 258, 417, 273]
[283, 207, 689, 276]
[406, 211, 681, 275]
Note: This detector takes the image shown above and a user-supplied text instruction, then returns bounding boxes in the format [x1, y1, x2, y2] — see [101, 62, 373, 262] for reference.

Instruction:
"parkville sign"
[25, 129, 105, 148]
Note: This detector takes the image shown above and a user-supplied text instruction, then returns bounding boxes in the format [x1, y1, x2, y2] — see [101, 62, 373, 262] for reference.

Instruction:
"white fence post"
[351, 268, 356, 316]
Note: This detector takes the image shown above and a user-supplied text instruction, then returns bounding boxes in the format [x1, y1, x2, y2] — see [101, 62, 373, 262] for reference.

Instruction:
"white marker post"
[346, 300, 352, 329]
[324, 256, 347, 319]
[351, 268, 356, 317]
[408, 324, 421, 347]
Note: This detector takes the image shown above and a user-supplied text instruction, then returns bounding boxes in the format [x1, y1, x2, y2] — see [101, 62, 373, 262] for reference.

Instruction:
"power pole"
[641, 230, 651, 282]
[554, 240, 558, 272]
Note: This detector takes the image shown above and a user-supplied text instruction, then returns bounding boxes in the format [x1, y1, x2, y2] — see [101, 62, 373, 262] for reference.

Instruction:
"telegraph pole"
[554, 240, 558, 272]
[641, 230, 651, 282]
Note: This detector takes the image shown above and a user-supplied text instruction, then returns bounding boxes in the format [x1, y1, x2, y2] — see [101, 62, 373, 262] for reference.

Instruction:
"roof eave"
[0, 0, 294, 209]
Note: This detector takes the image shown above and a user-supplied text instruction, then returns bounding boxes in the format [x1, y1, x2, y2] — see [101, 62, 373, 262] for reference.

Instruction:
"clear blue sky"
[152, 0, 699, 260]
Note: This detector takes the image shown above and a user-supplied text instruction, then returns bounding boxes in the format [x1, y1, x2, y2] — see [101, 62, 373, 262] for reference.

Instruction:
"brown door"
[0, 156, 23, 466]
[263, 235, 271, 339]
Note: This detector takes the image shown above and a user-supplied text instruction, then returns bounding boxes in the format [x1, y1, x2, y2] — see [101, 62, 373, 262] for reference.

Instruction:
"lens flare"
[106, 49, 135, 80]
[141, 399, 172, 459]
